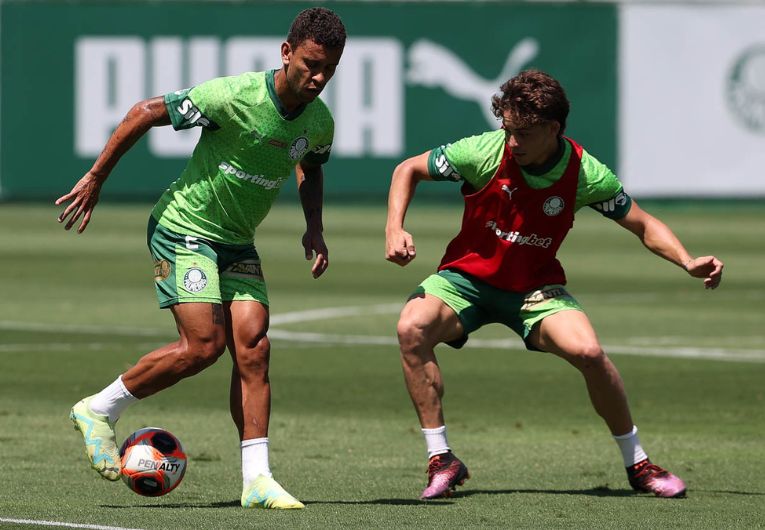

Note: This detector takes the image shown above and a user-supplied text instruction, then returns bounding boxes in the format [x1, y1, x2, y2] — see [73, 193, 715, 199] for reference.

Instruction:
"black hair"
[287, 7, 346, 50]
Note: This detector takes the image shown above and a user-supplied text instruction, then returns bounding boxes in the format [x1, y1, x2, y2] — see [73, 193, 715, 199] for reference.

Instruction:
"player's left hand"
[302, 230, 329, 279]
[685, 256, 724, 289]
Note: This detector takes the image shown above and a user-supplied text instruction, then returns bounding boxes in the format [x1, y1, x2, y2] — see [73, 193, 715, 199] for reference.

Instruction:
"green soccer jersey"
[152, 70, 335, 244]
[427, 129, 631, 219]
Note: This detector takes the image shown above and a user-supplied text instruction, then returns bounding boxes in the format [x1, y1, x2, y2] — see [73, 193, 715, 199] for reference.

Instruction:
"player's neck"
[520, 138, 565, 176]
[273, 68, 302, 114]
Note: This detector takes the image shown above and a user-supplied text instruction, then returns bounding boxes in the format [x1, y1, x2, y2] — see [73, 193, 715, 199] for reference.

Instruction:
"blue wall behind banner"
[0, 1, 616, 200]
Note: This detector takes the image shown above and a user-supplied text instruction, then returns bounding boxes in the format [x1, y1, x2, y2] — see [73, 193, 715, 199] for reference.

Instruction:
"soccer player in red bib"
[385, 70, 723, 500]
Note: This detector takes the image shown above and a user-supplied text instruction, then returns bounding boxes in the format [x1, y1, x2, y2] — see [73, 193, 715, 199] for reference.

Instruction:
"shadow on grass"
[305, 498, 452, 506]
[692, 489, 765, 496]
[455, 486, 636, 498]
[100, 487, 634, 509]
[100, 487, 765, 509]
[102, 500, 242, 509]
[102, 499, 450, 508]
[457, 487, 765, 498]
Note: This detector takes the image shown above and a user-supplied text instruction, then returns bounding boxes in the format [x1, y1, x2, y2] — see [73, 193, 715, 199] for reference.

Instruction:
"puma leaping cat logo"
[501, 185, 518, 200]
[407, 38, 540, 126]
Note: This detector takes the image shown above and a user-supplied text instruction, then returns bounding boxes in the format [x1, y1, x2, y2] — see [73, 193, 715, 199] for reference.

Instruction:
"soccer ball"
[119, 427, 187, 496]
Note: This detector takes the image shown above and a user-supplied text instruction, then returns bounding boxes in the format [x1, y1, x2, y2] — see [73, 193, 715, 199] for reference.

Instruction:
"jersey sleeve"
[302, 115, 334, 167]
[426, 130, 504, 189]
[579, 148, 632, 219]
[163, 79, 226, 131]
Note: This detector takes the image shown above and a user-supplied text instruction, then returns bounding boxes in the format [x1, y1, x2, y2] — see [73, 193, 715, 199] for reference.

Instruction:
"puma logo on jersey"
[501, 185, 517, 199]
[407, 38, 539, 126]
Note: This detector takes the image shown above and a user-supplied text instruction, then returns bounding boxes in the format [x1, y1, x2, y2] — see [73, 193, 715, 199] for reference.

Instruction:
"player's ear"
[280, 41, 292, 67]
[549, 120, 561, 137]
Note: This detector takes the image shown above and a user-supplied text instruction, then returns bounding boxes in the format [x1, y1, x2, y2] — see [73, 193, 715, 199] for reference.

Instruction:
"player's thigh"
[399, 294, 465, 348]
[170, 302, 227, 348]
[148, 219, 222, 308]
[529, 308, 601, 358]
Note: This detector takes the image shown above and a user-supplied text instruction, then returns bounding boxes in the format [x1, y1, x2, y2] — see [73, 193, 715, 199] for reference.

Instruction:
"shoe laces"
[632, 460, 667, 480]
[427, 454, 450, 475]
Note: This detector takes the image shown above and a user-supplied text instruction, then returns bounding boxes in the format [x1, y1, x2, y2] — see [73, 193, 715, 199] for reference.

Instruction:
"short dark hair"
[287, 7, 346, 50]
[491, 70, 569, 134]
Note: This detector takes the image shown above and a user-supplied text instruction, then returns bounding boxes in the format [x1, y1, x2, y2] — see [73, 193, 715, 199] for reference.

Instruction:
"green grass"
[1, 202, 764, 529]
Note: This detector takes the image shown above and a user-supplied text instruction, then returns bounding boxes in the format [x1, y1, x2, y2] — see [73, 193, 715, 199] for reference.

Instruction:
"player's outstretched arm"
[615, 199, 723, 289]
[297, 162, 328, 279]
[385, 151, 432, 267]
[56, 97, 171, 233]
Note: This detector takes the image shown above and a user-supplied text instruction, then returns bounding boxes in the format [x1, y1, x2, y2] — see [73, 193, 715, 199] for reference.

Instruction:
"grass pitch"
[0, 201, 764, 529]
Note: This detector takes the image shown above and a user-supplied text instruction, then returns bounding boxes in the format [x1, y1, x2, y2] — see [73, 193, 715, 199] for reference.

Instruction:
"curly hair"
[287, 7, 347, 50]
[491, 70, 569, 134]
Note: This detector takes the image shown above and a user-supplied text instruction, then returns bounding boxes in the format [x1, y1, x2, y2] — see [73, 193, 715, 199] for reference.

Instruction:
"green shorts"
[147, 217, 268, 309]
[413, 269, 583, 350]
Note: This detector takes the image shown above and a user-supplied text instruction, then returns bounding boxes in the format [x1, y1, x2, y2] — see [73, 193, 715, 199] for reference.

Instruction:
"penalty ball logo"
[183, 267, 207, 293]
[136, 458, 183, 473]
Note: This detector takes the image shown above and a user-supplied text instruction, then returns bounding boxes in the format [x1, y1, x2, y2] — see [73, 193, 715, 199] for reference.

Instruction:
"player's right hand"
[55, 172, 104, 233]
[385, 228, 416, 266]
[685, 255, 724, 290]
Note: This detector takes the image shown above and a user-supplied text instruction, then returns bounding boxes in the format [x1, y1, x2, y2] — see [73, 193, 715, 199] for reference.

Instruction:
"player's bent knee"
[183, 339, 227, 371]
[236, 335, 271, 375]
[569, 344, 606, 370]
[397, 317, 428, 350]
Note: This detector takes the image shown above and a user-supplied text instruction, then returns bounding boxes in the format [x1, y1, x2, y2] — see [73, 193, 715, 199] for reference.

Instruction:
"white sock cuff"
[422, 425, 450, 458]
[241, 437, 269, 449]
[241, 437, 271, 482]
[612, 425, 648, 466]
[89, 375, 138, 422]
[116, 375, 136, 399]
[421, 426, 447, 435]
[613, 425, 639, 440]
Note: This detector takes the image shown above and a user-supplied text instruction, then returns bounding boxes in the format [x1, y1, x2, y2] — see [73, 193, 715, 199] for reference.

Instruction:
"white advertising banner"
[620, 5, 765, 197]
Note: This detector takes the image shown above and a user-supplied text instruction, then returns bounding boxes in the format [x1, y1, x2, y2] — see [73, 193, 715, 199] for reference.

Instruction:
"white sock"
[242, 437, 272, 484]
[422, 426, 451, 459]
[89, 376, 138, 423]
[613, 425, 649, 467]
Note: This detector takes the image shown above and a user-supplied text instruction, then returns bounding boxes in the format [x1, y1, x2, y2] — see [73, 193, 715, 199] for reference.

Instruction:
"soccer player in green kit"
[386, 70, 724, 500]
[58, 7, 345, 509]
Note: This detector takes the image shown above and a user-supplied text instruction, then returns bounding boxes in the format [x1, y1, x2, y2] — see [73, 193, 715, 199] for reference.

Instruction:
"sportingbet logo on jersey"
[485, 220, 552, 248]
[218, 162, 285, 190]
